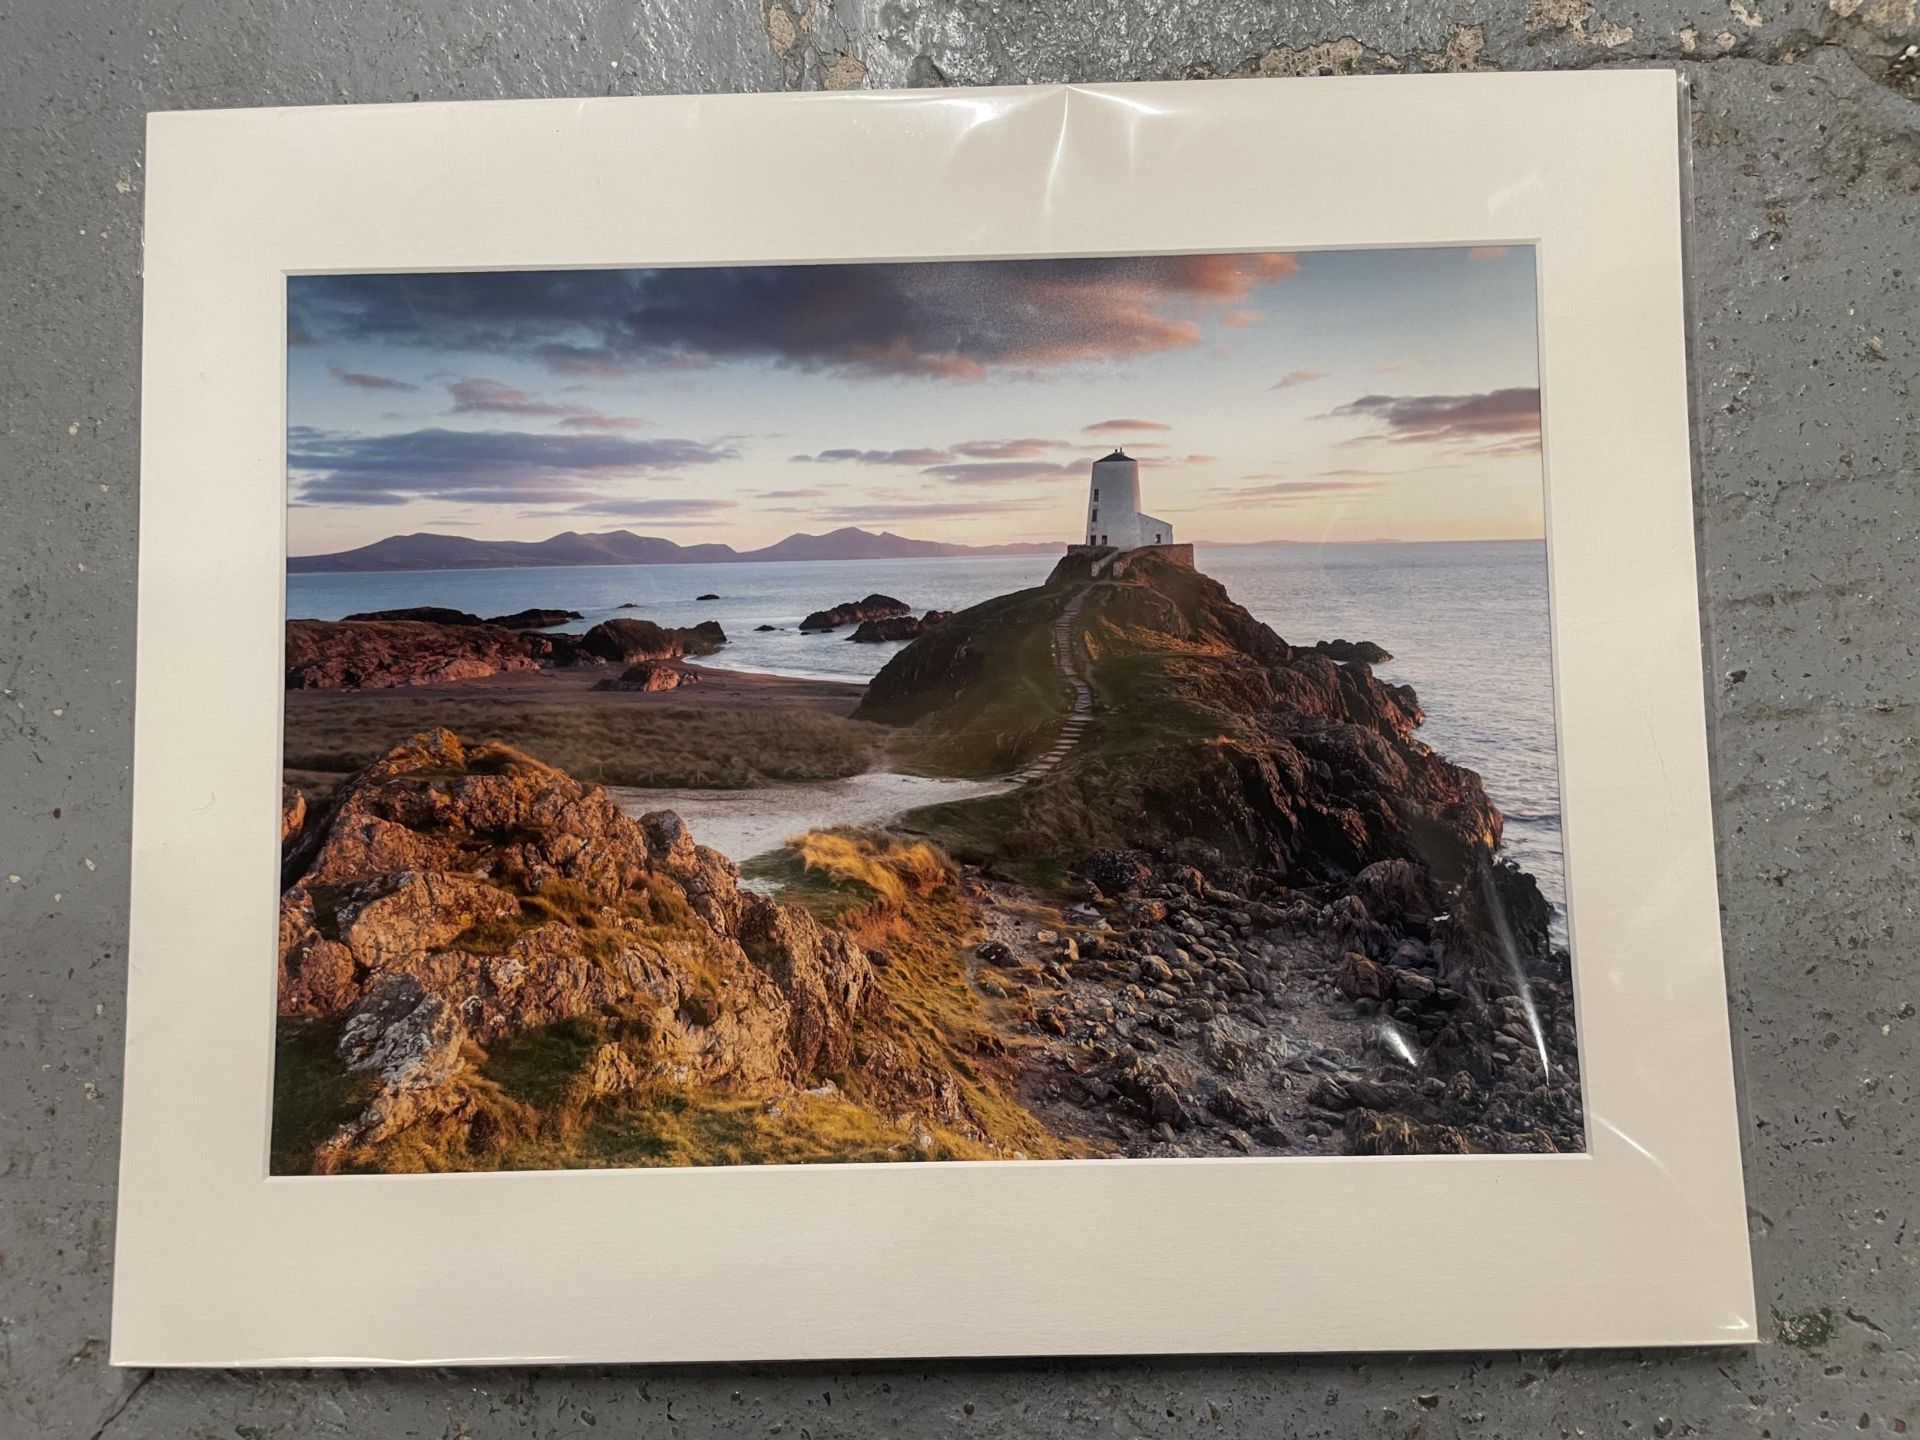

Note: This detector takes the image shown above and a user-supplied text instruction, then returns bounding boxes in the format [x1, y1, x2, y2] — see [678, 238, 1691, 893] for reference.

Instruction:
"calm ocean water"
[287, 541, 1566, 926]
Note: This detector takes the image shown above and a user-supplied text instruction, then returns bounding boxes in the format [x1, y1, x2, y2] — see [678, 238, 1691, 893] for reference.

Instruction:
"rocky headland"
[852, 547, 1581, 1156]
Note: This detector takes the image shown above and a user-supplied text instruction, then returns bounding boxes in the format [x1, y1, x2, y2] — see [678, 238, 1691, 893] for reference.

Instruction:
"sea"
[287, 540, 1567, 930]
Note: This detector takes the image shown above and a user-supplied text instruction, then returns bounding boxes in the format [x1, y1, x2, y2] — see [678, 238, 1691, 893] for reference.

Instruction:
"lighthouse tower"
[1083, 449, 1173, 550]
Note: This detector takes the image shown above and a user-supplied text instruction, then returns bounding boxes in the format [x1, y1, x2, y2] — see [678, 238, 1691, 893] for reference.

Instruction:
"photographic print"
[274, 246, 1581, 1175]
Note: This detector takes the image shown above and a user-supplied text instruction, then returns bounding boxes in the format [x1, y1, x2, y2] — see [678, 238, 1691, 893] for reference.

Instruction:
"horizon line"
[286, 529, 1547, 561]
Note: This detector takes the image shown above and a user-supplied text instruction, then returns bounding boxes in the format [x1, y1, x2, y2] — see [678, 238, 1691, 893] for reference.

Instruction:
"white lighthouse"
[1083, 449, 1174, 551]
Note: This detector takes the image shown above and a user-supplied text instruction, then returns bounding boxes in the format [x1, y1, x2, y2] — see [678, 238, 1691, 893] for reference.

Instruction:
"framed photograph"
[117, 71, 1755, 1365]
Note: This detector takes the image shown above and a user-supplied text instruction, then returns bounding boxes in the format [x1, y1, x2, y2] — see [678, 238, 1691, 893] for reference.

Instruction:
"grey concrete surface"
[2, 0, 1914, 1434]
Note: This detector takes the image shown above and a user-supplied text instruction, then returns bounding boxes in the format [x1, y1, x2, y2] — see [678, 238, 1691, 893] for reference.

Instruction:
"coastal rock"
[342, 605, 485, 626]
[848, 610, 952, 643]
[1314, 638, 1393, 664]
[595, 660, 696, 692]
[799, 593, 911, 633]
[1078, 849, 1155, 898]
[485, 607, 583, 630]
[285, 618, 544, 690]
[696, 592, 720, 601]
[280, 784, 306, 845]
[1353, 858, 1436, 923]
[577, 617, 727, 664]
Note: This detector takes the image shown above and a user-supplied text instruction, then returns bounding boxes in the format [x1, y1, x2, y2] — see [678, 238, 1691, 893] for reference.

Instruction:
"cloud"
[560, 497, 737, 518]
[793, 447, 957, 466]
[1466, 245, 1512, 262]
[919, 460, 1084, 486]
[556, 414, 650, 432]
[1228, 478, 1381, 506]
[1220, 309, 1263, 328]
[795, 437, 1070, 466]
[1083, 418, 1171, 435]
[951, 437, 1064, 459]
[287, 427, 735, 507]
[329, 363, 417, 392]
[815, 496, 1051, 522]
[1329, 387, 1540, 445]
[1269, 369, 1326, 390]
[448, 376, 647, 432]
[288, 252, 1304, 381]
[757, 488, 826, 500]
[449, 376, 580, 417]
[1312, 465, 1428, 477]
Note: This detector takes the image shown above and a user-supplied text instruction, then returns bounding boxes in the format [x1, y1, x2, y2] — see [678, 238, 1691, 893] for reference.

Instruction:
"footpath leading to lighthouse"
[1013, 588, 1094, 784]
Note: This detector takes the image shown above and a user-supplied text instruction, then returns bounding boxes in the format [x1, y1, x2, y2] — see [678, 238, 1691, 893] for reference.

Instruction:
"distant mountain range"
[287, 527, 1064, 574]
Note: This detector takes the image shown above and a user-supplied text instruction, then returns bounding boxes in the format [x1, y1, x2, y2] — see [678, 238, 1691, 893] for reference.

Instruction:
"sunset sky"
[286, 246, 1545, 556]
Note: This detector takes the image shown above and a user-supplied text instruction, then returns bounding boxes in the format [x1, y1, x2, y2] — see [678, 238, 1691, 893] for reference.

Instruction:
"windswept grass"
[272, 1005, 1006, 1174]
[270, 1017, 379, 1174]
[284, 697, 884, 789]
[749, 827, 1086, 1160]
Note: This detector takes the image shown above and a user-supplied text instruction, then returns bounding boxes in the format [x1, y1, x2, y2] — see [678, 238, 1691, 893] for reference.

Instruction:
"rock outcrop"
[339, 605, 585, 630]
[285, 615, 727, 690]
[799, 593, 911, 633]
[594, 660, 697, 692]
[342, 605, 486, 626]
[855, 549, 1579, 1157]
[285, 619, 546, 690]
[848, 610, 951, 644]
[1314, 638, 1393, 664]
[275, 730, 981, 1171]
[486, 607, 585, 630]
[575, 617, 726, 664]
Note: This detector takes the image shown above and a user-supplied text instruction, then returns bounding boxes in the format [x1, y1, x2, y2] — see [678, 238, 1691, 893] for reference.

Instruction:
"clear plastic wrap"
[118, 71, 1754, 1366]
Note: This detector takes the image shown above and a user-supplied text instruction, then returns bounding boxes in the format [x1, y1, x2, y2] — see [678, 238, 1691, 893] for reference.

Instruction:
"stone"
[798, 594, 911, 632]
[596, 659, 695, 692]
[1313, 638, 1393, 664]
[1337, 951, 1391, 1001]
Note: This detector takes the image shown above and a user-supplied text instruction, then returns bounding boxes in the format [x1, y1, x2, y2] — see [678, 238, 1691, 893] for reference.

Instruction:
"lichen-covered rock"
[276, 729, 973, 1168]
[737, 895, 874, 1075]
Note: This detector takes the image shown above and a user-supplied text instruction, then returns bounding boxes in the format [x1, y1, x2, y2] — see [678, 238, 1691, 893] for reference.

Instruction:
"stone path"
[1014, 587, 1094, 784]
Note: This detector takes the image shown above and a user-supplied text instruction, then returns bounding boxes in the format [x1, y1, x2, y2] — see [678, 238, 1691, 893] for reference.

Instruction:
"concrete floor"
[2, 2, 1914, 1434]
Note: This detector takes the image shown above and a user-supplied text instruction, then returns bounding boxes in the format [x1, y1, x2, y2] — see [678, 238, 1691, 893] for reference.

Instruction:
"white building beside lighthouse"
[1083, 448, 1174, 550]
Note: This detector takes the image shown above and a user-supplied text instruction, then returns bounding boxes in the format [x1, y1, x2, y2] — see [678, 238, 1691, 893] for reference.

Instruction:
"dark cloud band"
[289, 252, 1303, 381]
[287, 426, 733, 508]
